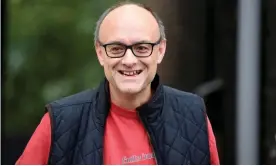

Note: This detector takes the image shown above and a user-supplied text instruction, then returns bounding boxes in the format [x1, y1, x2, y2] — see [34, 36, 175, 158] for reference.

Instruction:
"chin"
[117, 86, 143, 94]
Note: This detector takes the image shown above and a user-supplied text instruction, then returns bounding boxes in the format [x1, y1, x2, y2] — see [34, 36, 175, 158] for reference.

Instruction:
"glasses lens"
[133, 43, 152, 57]
[106, 44, 126, 57]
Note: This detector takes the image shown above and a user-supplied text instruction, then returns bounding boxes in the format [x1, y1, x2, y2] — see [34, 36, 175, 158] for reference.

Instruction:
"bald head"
[99, 4, 160, 44]
[94, 2, 166, 44]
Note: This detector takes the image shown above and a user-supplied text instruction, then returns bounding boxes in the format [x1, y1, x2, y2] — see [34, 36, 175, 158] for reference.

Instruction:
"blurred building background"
[1, 0, 276, 164]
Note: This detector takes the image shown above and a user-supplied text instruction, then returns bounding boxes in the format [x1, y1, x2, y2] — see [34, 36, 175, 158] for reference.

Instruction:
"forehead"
[99, 5, 160, 44]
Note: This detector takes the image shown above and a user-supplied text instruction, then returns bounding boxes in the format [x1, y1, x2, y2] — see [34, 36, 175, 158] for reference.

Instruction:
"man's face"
[95, 5, 166, 95]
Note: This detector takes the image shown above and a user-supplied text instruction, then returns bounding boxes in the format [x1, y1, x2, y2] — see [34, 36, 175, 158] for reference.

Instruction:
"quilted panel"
[147, 86, 210, 165]
[47, 89, 100, 165]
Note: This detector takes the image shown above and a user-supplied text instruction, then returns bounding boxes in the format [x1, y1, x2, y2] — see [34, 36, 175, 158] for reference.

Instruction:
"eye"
[134, 44, 151, 53]
[107, 45, 125, 54]
[111, 47, 123, 51]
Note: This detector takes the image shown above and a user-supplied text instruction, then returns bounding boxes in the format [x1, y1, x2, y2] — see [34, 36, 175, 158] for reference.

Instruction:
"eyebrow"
[101, 39, 160, 46]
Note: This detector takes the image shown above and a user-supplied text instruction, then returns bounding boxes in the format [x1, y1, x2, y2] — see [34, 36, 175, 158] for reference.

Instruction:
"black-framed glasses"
[98, 38, 162, 58]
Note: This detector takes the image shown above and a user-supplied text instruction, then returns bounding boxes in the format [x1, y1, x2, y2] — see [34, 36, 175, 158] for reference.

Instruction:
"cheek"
[141, 55, 159, 66]
[103, 64, 117, 80]
[103, 59, 121, 72]
[150, 52, 160, 63]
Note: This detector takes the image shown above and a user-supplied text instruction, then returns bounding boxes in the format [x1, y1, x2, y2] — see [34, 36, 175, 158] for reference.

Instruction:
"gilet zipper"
[137, 111, 159, 165]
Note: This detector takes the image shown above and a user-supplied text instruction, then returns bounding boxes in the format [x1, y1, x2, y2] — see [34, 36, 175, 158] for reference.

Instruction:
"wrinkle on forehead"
[99, 4, 160, 44]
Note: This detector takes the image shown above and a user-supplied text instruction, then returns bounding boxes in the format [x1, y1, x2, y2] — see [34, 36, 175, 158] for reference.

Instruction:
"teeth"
[121, 70, 140, 76]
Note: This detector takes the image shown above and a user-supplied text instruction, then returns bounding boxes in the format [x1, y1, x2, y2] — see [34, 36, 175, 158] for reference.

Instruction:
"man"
[16, 1, 219, 165]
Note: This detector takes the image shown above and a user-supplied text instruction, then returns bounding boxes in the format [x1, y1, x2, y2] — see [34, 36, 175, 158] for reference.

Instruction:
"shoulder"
[163, 85, 204, 108]
[45, 88, 99, 121]
[45, 89, 99, 136]
[48, 88, 98, 108]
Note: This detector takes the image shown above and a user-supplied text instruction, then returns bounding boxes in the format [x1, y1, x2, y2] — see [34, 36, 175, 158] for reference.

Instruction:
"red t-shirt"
[16, 103, 219, 165]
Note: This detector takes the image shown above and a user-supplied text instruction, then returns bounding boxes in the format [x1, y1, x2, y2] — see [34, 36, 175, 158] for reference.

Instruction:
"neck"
[109, 84, 152, 110]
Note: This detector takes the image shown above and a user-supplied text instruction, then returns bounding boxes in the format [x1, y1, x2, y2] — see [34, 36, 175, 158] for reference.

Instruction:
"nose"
[121, 49, 138, 66]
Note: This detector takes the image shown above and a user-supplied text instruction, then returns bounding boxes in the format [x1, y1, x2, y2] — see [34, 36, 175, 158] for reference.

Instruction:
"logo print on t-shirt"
[122, 152, 155, 164]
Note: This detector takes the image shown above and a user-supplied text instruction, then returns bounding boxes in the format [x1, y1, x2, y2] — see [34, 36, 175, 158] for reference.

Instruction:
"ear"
[157, 40, 167, 64]
[95, 41, 105, 66]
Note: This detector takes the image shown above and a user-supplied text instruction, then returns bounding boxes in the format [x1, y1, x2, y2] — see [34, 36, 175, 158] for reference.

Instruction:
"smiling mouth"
[118, 70, 143, 76]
